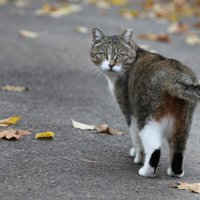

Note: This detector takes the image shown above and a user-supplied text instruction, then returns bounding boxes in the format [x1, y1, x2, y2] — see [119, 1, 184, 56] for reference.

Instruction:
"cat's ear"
[92, 28, 104, 44]
[121, 28, 134, 45]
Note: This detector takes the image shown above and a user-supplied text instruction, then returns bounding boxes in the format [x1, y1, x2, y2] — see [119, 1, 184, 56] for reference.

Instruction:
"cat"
[90, 28, 200, 178]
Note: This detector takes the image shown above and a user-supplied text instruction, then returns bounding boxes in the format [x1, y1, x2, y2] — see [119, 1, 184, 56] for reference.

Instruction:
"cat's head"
[90, 28, 137, 74]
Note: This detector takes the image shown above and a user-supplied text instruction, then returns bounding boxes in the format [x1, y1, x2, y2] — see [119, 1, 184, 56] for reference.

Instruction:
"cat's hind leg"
[167, 128, 188, 178]
[138, 119, 162, 177]
[166, 103, 195, 178]
[129, 117, 144, 164]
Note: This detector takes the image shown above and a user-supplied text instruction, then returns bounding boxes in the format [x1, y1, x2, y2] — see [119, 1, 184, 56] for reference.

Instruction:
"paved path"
[0, 1, 200, 200]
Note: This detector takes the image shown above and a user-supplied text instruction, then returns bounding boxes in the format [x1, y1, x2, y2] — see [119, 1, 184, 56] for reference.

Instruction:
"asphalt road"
[0, 1, 200, 200]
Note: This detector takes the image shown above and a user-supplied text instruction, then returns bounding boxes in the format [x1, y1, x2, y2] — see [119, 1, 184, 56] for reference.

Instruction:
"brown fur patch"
[155, 93, 186, 130]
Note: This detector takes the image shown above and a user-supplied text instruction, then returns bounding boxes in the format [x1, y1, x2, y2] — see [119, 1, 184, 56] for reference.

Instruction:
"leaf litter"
[0, 129, 31, 140]
[19, 30, 38, 39]
[1, 85, 28, 92]
[138, 33, 171, 43]
[71, 119, 125, 135]
[0, 116, 21, 127]
[35, 3, 82, 17]
[35, 131, 55, 139]
[174, 182, 200, 194]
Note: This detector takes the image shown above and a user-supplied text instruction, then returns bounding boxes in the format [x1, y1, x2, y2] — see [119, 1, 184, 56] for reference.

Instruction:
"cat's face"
[90, 28, 137, 74]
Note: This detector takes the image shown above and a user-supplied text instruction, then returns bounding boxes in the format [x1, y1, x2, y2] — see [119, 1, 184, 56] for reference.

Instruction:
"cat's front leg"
[138, 119, 162, 177]
[129, 117, 144, 164]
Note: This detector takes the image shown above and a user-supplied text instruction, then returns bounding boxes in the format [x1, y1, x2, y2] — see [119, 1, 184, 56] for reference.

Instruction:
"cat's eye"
[100, 53, 107, 59]
[116, 54, 124, 60]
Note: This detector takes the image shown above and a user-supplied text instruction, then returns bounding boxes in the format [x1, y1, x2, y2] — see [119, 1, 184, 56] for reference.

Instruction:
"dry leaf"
[120, 9, 138, 20]
[168, 22, 189, 34]
[81, 158, 97, 164]
[35, 4, 82, 17]
[95, 123, 109, 133]
[71, 119, 125, 135]
[1, 85, 28, 92]
[15, 0, 29, 8]
[174, 182, 200, 194]
[74, 26, 89, 34]
[193, 21, 200, 29]
[71, 119, 95, 130]
[96, 1, 111, 9]
[143, 0, 155, 11]
[185, 34, 200, 46]
[110, 0, 128, 6]
[95, 123, 125, 135]
[35, 131, 55, 139]
[0, 129, 31, 140]
[138, 33, 171, 43]
[19, 30, 38, 39]
[0, 116, 21, 127]
[0, 0, 8, 5]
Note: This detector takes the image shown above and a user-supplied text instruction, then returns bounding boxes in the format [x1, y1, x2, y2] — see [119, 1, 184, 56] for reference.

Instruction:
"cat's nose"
[109, 64, 114, 69]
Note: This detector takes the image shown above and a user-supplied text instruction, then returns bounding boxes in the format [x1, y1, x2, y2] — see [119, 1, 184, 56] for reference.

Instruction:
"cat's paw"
[167, 167, 184, 178]
[134, 150, 144, 164]
[138, 165, 156, 178]
[130, 147, 136, 157]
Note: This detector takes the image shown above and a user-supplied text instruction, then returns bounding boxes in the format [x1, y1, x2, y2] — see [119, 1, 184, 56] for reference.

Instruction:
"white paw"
[167, 167, 184, 178]
[130, 147, 136, 157]
[134, 150, 144, 164]
[138, 165, 156, 178]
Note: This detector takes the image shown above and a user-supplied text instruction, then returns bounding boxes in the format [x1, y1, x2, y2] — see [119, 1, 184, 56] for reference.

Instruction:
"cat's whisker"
[96, 69, 104, 80]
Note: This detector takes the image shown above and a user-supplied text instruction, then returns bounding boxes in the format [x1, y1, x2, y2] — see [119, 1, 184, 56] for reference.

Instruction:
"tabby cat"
[90, 28, 199, 177]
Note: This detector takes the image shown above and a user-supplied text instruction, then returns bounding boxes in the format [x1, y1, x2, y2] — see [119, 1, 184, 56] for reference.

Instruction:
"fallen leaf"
[0, 129, 31, 140]
[71, 119, 125, 135]
[168, 22, 189, 34]
[35, 131, 55, 139]
[110, 0, 128, 6]
[19, 30, 38, 39]
[95, 123, 125, 135]
[71, 119, 95, 130]
[74, 26, 89, 34]
[0, 116, 21, 127]
[81, 158, 97, 164]
[108, 127, 125, 135]
[138, 33, 171, 43]
[15, 0, 29, 8]
[143, 0, 155, 11]
[0, 0, 8, 5]
[95, 123, 109, 133]
[1, 85, 28, 92]
[96, 1, 111, 9]
[193, 21, 200, 29]
[35, 3, 82, 17]
[174, 182, 200, 194]
[120, 9, 139, 20]
[185, 34, 200, 46]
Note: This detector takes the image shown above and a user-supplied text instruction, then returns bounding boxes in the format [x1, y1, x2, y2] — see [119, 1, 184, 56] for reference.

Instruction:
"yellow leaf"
[1, 85, 28, 92]
[174, 182, 200, 194]
[71, 119, 95, 130]
[110, 0, 128, 6]
[35, 4, 82, 17]
[0, 116, 22, 127]
[35, 131, 55, 139]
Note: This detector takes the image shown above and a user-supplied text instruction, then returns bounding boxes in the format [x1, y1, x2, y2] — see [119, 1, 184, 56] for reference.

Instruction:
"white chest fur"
[105, 73, 117, 96]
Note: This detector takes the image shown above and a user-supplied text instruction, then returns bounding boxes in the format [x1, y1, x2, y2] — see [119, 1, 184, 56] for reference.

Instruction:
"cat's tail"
[167, 80, 200, 102]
